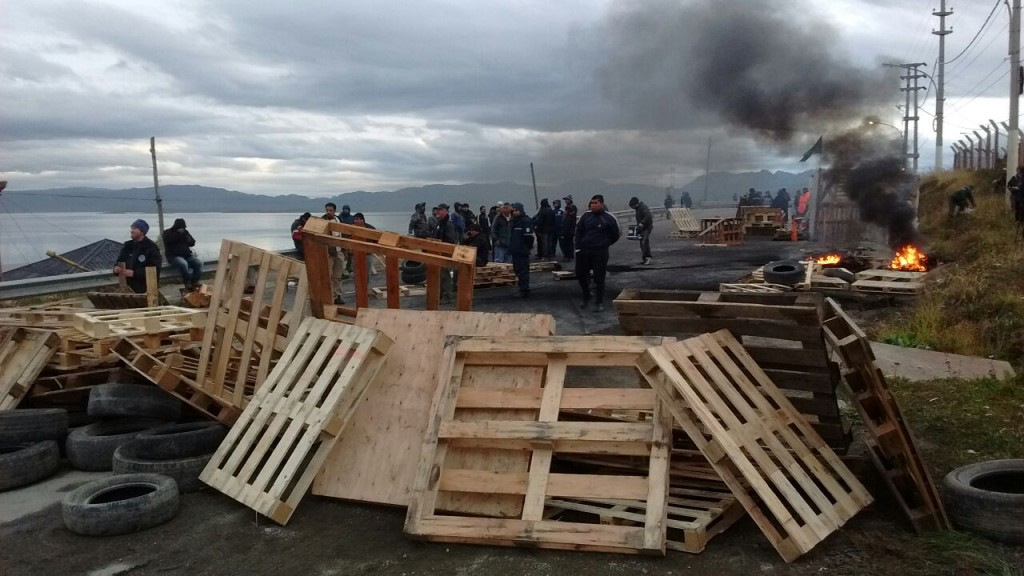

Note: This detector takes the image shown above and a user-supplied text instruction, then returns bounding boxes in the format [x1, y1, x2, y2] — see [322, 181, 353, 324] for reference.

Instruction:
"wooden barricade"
[300, 217, 476, 318]
[194, 241, 308, 411]
[699, 218, 743, 246]
[636, 331, 873, 562]
[200, 318, 391, 524]
[0, 328, 60, 410]
[405, 335, 674, 555]
[739, 206, 783, 234]
[313, 309, 554, 507]
[613, 290, 848, 451]
[821, 298, 949, 533]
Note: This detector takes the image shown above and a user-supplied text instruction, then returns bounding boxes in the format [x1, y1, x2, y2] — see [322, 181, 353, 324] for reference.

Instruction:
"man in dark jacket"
[491, 202, 513, 264]
[291, 212, 311, 260]
[461, 223, 490, 267]
[550, 199, 564, 259]
[433, 203, 460, 304]
[509, 203, 535, 298]
[533, 199, 554, 260]
[628, 196, 653, 265]
[409, 202, 431, 238]
[163, 218, 203, 290]
[574, 195, 620, 312]
[114, 219, 162, 295]
[560, 201, 578, 261]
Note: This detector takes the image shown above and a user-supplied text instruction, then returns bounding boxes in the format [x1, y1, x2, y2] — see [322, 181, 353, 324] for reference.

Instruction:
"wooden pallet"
[73, 306, 204, 339]
[699, 218, 743, 246]
[850, 269, 925, 294]
[821, 298, 949, 533]
[313, 309, 554, 507]
[719, 283, 791, 293]
[113, 339, 243, 426]
[552, 270, 577, 281]
[666, 207, 700, 235]
[614, 290, 848, 450]
[22, 367, 119, 411]
[0, 328, 60, 410]
[636, 331, 873, 562]
[195, 241, 308, 411]
[809, 274, 851, 291]
[0, 302, 86, 328]
[405, 335, 673, 555]
[201, 318, 391, 524]
[370, 284, 427, 300]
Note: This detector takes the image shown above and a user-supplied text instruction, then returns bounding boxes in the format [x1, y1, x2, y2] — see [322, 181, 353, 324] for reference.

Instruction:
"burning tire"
[763, 260, 805, 286]
[943, 459, 1024, 544]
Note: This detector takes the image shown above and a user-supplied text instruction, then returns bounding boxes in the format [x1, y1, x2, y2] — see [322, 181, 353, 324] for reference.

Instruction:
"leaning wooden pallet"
[201, 318, 391, 524]
[195, 240, 308, 411]
[821, 298, 949, 533]
[405, 335, 674, 555]
[614, 290, 848, 450]
[0, 328, 60, 410]
[313, 309, 554, 508]
[636, 331, 873, 562]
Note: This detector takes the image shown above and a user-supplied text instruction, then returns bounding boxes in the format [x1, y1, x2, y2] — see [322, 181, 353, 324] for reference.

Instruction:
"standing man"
[113, 219, 162, 295]
[533, 199, 554, 260]
[574, 195, 620, 312]
[663, 190, 674, 218]
[560, 200, 578, 261]
[509, 203, 535, 298]
[628, 196, 653, 265]
[550, 199, 564, 259]
[162, 218, 203, 290]
[461, 223, 490, 267]
[432, 203, 460, 304]
[491, 202, 513, 264]
[291, 212, 311, 260]
[409, 202, 431, 238]
[322, 203, 347, 305]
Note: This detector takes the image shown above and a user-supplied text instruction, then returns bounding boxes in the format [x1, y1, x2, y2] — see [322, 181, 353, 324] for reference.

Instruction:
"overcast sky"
[0, 0, 1013, 196]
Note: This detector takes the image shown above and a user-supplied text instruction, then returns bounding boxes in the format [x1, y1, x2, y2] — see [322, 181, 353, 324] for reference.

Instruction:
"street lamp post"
[867, 120, 909, 170]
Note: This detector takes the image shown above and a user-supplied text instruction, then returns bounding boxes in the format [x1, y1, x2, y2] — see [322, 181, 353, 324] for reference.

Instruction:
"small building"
[2, 239, 123, 281]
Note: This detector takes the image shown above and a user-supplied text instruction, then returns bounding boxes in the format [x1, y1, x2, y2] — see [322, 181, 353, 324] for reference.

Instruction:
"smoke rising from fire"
[598, 0, 916, 248]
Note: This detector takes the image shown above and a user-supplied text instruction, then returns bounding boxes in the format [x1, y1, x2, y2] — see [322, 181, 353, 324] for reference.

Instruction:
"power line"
[948, 67, 1011, 113]
[946, 20, 1008, 81]
[0, 195, 94, 243]
[0, 199, 42, 268]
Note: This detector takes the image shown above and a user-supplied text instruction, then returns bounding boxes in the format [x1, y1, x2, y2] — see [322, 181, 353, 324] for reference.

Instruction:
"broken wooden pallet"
[614, 290, 848, 450]
[313, 309, 554, 507]
[73, 306, 204, 339]
[112, 339, 243, 426]
[636, 331, 873, 562]
[195, 240, 308, 411]
[405, 335, 673, 555]
[0, 328, 60, 410]
[850, 269, 925, 294]
[201, 318, 391, 524]
[821, 298, 949, 533]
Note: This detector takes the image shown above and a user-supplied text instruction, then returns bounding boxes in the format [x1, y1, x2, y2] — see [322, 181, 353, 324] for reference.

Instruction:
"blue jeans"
[494, 245, 512, 264]
[169, 255, 203, 287]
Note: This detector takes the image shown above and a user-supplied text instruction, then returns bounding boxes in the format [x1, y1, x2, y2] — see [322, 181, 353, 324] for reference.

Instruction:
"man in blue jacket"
[509, 203, 535, 298]
[574, 194, 620, 312]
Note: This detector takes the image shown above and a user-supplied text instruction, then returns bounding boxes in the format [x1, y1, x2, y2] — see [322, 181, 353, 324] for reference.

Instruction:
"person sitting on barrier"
[162, 218, 203, 291]
[113, 219, 162, 295]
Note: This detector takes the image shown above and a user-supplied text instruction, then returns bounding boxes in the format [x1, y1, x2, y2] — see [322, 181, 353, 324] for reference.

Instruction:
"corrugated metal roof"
[3, 239, 124, 280]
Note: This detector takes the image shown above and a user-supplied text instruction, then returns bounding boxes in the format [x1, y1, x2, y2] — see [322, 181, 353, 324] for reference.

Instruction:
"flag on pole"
[800, 136, 823, 162]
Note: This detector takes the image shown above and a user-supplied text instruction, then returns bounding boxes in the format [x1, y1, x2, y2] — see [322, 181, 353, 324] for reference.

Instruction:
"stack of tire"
[113, 421, 227, 492]
[65, 383, 183, 472]
[401, 260, 426, 285]
[0, 408, 68, 492]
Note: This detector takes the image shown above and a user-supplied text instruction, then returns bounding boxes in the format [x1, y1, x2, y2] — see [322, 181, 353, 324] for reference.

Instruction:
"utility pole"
[933, 1, 952, 171]
[150, 137, 165, 251]
[529, 162, 539, 211]
[0, 180, 5, 281]
[702, 137, 712, 203]
[1008, 0, 1022, 206]
[884, 62, 927, 171]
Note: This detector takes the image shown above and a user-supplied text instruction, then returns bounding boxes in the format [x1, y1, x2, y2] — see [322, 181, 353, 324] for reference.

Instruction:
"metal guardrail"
[0, 249, 300, 301]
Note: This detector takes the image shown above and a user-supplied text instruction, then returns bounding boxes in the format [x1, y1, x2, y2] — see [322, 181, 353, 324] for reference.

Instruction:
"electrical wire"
[944, 0, 1002, 66]
[0, 198, 42, 269]
[948, 67, 1011, 113]
[946, 20, 1008, 81]
[0, 195, 94, 243]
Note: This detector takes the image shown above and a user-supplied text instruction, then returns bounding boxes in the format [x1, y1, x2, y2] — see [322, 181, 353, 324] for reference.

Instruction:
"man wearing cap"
[509, 203, 535, 298]
[409, 202, 431, 238]
[461, 223, 490, 267]
[628, 196, 654, 265]
[113, 219, 162, 295]
[433, 203, 460, 304]
[163, 218, 203, 290]
[322, 202, 347, 305]
[574, 194, 620, 312]
[491, 202, 513, 264]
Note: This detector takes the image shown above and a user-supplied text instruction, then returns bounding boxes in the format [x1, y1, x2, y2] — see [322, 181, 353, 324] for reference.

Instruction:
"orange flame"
[816, 253, 842, 265]
[889, 245, 928, 272]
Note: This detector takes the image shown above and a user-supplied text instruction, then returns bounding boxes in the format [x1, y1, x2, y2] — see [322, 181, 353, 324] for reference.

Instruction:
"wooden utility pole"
[0, 180, 5, 281]
[150, 137, 166, 250]
[529, 163, 540, 211]
[702, 138, 711, 202]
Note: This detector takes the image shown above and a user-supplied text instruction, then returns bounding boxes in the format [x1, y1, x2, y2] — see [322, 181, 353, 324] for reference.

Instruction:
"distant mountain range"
[1, 170, 813, 214]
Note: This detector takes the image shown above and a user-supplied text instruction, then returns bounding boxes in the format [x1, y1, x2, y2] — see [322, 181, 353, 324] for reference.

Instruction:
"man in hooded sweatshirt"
[114, 219, 162, 294]
[409, 202, 431, 238]
[163, 218, 203, 290]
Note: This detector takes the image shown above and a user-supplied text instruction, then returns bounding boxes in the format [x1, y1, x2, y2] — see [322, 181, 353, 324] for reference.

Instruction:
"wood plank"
[312, 310, 554, 507]
[0, 329, 59, 410]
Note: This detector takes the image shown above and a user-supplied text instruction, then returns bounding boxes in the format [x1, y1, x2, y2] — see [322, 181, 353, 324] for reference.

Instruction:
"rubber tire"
[401, 269, 427, 285]
[62, 473, 179, 536]
[943, 459, 1024, 544]
[0, 409, 69, 444]
[65, 419, 168, 472]
[822, 267, 856, 283]
[401, 260, 426, 273]
[133, 422, 226, 460]
[763, 259, 806, 286]
[87, 383, 182, 421]
[0, 441, 60, 491]
[113, 441, 212, 493]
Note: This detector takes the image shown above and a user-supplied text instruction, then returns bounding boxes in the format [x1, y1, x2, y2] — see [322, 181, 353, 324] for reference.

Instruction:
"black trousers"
[575, 247, 609, 303]
[512, 253, 530, 292]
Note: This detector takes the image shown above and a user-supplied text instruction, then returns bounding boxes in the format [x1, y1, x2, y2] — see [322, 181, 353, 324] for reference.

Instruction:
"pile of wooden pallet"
[473, 263, 518, 287]
[739, 206, 783, 235]
[729, 261, 927, 295]
[699, 218, 744, 246]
